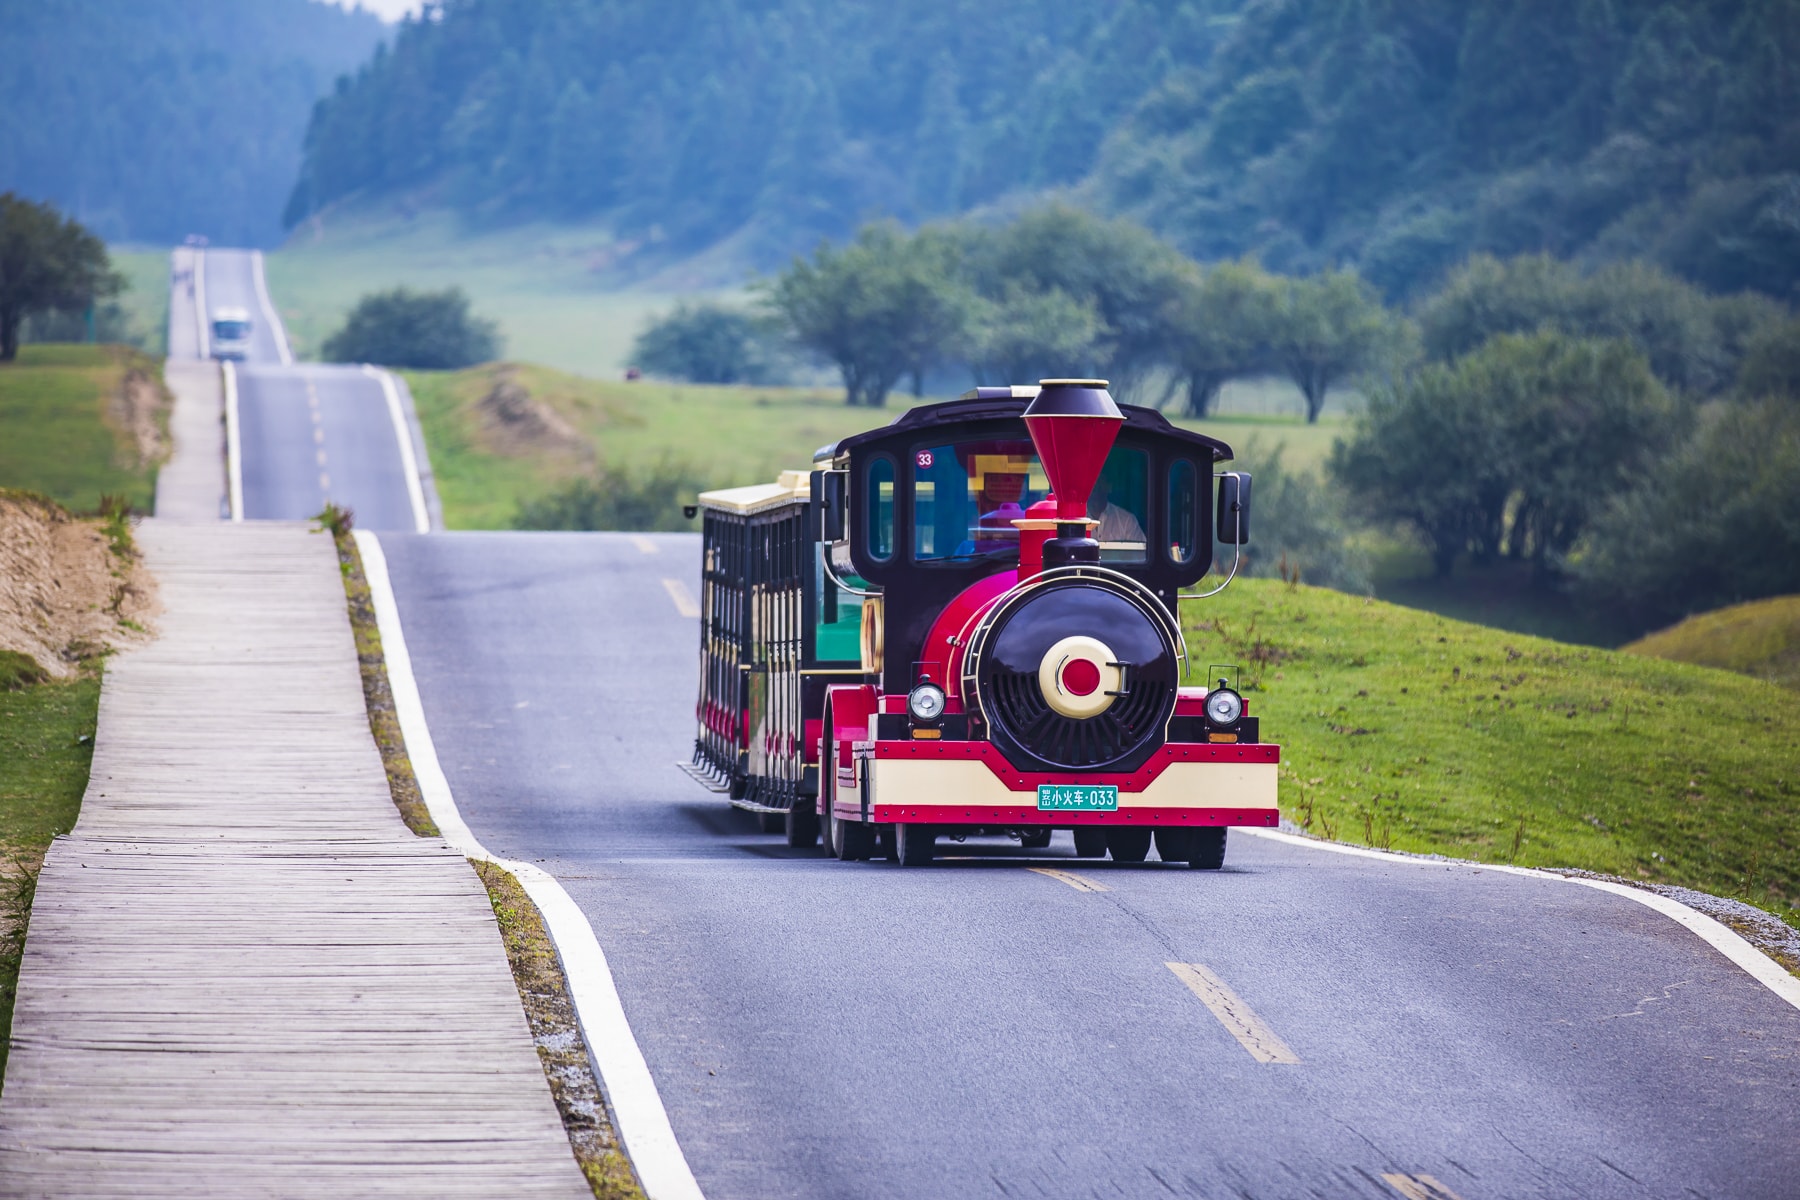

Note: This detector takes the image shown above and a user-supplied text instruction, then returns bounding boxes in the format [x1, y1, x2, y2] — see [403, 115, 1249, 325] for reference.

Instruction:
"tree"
[966, 284, 1105, 387]
[1570, 398, 1800, 632]
[631, 302, 782, 385]
[1267, 270, 1409, 423]
[765, 224, 974, 407]
[0, 193, 120, 361]
[319, 286, 501, 369]
[1333, 332, 1673, 576]
[1734, 316, 1800, 400]
[1162, 259, 1279, 418]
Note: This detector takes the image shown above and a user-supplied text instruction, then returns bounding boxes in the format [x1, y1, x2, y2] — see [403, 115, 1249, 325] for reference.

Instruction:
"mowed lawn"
[405, 360, 1346, 529]
[1192, 578, 1800, 926]
[0, 345, 167, 513]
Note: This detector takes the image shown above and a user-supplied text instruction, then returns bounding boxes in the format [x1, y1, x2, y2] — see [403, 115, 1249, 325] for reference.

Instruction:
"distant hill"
[1097, 0, 1800, 300]
[280, 0, 1233, 259]
[285, 0, 1800, 300]
[1625, 595, 1800, 690]
[0, 0, 385, 247]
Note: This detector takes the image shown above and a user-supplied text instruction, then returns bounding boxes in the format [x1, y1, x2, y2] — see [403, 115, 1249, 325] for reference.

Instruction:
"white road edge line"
[362, 365, 432, 535]
[353, 530, 707, 1200]
[223, 361, 243, 522]
[250, 250, 294, 366]
[1238, 827, 1800, 1012]
[193, 247, 210, 360]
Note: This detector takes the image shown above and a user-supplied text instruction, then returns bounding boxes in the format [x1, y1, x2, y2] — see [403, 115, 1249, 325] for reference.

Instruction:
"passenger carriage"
[687, 380, 1277, 868]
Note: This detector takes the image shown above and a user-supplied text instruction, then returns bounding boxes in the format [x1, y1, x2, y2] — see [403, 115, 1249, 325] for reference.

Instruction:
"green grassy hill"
[1194, 579, 1799, 929]
[1625, 596, 1800, 691]
[0, 345, 169, 513]
[405, 359, 1343, 530]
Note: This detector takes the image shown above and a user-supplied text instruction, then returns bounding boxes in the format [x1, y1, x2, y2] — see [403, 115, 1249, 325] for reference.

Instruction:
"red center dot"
[1061, 658, 1101, 696]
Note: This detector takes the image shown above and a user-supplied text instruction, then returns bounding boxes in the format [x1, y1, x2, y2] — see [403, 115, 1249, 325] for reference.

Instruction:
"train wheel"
[819, 725, 838, 856]
[820, 804, 838, 856]
[1072, 828, 1108, 858]
[1019, 829, 1053, 850]
[1188, 827, 1227, 870]
[758, 810, 786, 835]
[1106, 828, 1152, 863]
[895, 823, 936, 866]
[1153, 827, 1197, 863]
[835, 816, 875, 861]
[786, 801, 819, 848]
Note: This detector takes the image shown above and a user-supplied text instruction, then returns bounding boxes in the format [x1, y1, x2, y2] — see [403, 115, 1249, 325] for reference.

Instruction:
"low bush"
[512, 458, 705, 532]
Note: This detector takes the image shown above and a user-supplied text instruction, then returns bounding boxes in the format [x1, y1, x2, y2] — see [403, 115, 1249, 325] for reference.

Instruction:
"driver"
[1088, 475, 1145, 543]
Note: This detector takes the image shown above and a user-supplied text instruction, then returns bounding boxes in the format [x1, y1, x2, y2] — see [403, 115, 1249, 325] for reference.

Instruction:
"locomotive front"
[813, 381, 1279, 868]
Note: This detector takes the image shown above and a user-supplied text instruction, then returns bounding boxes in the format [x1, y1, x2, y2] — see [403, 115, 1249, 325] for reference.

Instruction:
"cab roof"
[829, 391, 1235, 463]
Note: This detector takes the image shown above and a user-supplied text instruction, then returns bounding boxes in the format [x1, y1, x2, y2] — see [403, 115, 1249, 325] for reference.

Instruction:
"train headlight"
[908, 682, 947, 723]
[1204, 687, 1244, 728]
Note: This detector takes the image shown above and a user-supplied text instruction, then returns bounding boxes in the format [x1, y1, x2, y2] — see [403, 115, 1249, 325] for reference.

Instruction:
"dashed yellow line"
[1165, 962, 1301, 1064]
[1382, 1175, 1465, 1200]
[1027, 867, 1109, 893]
[661, 577, 700, 618]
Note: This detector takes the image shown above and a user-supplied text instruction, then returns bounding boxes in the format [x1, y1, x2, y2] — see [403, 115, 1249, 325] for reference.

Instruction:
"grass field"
[1191, 578, 1800, 928]
[0, 668, 99, 1083]
[1626, 595, 1800, 690]
[108, 246, 172, 355]
[267, 210, 716, 377]
[406, 360, 1348, 529]
[0, 344, 168, 513]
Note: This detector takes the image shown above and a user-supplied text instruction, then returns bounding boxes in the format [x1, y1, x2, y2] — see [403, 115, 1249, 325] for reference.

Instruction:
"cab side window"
[1167, 459, 1197, 564]
[865, 456, 896, 561]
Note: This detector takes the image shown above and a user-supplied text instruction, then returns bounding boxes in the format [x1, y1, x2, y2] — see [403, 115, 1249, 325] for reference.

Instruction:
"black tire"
[1020, 829, 1053, 850]
[834, 815, 876, 861]
[819, 720, 838, 856]
[786, 800, 819, 848]
[1072, 828, 1108, 858]
[1189, 827, 1227, 870]
[1107, 827, 1152, 863]
[758, 810, 786, 835]
[1153, 827, 1197, 863]
[896, 823, 935, 866]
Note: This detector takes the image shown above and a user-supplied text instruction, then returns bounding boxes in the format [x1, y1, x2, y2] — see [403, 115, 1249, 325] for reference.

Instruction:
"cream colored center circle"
[1038, 635, 1121, 719]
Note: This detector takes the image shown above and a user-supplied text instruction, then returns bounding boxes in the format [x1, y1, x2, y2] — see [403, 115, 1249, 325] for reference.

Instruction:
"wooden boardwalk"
[0, 522, 589, 1197]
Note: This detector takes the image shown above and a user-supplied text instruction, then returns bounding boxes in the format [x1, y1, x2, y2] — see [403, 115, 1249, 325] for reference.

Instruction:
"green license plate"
[1036, 784, 1119, 811]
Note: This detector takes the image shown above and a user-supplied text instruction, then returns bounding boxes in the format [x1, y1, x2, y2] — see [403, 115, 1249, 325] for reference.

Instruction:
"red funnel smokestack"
[1024, 379, 1123, 522]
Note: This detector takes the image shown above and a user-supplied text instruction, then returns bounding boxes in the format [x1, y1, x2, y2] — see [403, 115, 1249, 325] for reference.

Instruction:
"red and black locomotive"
[688, 380, 1278, 868]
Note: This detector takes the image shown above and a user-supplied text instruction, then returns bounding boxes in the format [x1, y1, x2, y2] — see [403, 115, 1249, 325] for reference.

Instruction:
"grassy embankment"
[108, 246, 173, 356]
[0, 343, 169, 513]
[404, 359, 1341, 528]
[1191, 578, 1800, 932]
[1625, 596, 1800, 691]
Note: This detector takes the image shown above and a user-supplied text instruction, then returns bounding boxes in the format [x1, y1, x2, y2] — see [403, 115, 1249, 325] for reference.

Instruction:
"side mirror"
[816, 470, 847, 541]
[1216, 472, 1251, 545]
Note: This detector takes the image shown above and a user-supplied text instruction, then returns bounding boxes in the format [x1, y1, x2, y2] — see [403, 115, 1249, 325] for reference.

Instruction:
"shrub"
[631, 302, 783, 384]
[511, 458, 705, 532]
[320, 287, 501, 369]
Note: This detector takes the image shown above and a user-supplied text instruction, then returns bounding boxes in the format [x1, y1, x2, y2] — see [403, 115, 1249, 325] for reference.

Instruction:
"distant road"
[171, 247, 432, 532]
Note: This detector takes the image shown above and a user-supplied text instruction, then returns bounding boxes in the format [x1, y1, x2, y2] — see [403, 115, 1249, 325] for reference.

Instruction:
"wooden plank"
[0, 521, 590, 1197]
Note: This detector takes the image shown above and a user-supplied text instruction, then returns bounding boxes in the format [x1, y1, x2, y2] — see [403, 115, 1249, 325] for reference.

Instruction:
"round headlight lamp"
[1204, 687, 1244, 728]
[908, 682, 947, 723]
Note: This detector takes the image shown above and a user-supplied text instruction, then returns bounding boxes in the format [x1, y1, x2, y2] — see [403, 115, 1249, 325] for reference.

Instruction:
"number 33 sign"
[916, 451, 934, 468]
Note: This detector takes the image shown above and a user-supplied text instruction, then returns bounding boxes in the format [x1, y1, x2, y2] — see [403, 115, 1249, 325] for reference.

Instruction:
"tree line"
[638, 207, 1799, 635]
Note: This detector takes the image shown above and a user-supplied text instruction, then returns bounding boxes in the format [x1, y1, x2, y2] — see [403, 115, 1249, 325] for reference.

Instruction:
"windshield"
[911, 440, 1150, 563]
[213, 320, 250, 341]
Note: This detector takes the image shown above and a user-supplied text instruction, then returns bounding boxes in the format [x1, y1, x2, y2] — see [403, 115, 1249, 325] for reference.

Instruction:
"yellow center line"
[630, 535, 659, 554]
[1382, 1175, 1465, 1200]
[1026, 867, 1109, 893]
[1165, 962, 1301, 1064]
[661, 578, 700, 618]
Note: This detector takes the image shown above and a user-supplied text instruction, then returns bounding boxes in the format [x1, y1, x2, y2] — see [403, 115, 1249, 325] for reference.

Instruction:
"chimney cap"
[1027, 380, 1121, 419]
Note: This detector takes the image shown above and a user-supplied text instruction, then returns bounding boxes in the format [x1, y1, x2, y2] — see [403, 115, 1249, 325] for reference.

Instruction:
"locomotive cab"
[690, 381, 1276, 868]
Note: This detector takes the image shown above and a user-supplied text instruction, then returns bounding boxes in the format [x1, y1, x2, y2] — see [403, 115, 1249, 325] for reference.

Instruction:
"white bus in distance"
[211, 307, 252, 361]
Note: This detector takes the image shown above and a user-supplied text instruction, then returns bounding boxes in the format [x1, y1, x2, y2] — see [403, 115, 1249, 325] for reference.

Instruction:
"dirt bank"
[0, 492, 156, 679]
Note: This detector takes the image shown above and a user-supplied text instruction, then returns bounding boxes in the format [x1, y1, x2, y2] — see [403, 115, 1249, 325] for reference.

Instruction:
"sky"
[322, 0, 420, 22]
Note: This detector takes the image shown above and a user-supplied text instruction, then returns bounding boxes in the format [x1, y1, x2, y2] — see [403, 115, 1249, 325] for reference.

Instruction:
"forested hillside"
[0, 0, 384, 247]
[1101, 0, 1800, 299]
[282, 0, 1232, 252]
[288, 0, 1800, 300]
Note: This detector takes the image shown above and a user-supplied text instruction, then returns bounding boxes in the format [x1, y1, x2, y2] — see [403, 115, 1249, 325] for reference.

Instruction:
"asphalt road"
[188, 248, 425, 531]
[377, 529, 1800, 1200]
